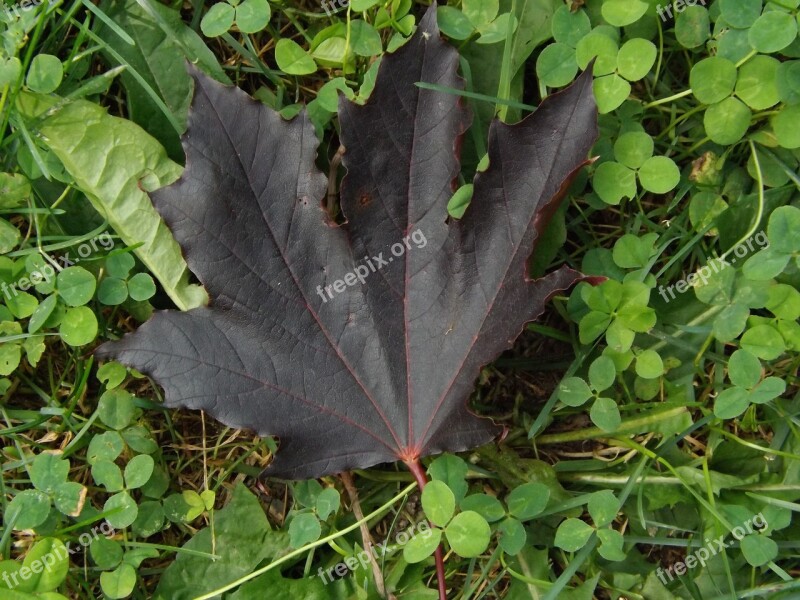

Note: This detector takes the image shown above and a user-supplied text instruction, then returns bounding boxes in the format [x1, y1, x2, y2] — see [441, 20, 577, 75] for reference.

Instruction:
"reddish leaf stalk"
[405, 458, 447, 600]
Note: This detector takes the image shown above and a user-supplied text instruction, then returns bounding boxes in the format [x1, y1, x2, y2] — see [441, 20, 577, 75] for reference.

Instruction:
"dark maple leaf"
[97, 6, 598, 480]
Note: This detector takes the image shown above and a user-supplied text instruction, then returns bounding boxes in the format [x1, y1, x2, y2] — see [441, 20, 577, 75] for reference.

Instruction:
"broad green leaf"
[591, 397, 621, 431]
[17, 93, 207, 311]
[403, 527, 442, 563]
[742, 247, 790, 280]
[558, 376, 593, 407]
[714, 303, 749, 341]
[596, 528, 626, 561]
[750, 377, 786, 404]
[53, 481, 86, 517]
[588, 490, 619, 527]
[315, 488, 340, 520]
[105, 491, 139, 529]
[0, 57, 22, 88]
[593, 74, 631, 114]
[100, 563, 137, 599]
[749, 11, 797, 53]
[601, 0, 648, 26]
[92, 460, 125, 492]
[575, 32, 618, 76]
[507, 482, 550, 521]
[28, 294, 57, 333]
[675, 5, 710, 49]
[715, 386, 751, 418]
[24, 538, 69, 592]
[612, 233, 657, 269]
[445, 511, 491, 557]
[588, 355, 616, 391]
[437, 6, 475, 40]
[776, 60, 800, 104]
[509, 0, 561, 79]
[98, 277, 129, 305]
[476, 12, 518, 46]
[704, 97, 752, 145]
[428, 454, 469, 504]
[106, 253, 135, 279]
[0, 218, 21, 253]
[200, 3, 235, 37]
[639, 156, 680, 194]
[735, 55, 781, 110]
[6, 291, 38, 318]
[497, 517, 526, 554]
[554, 518, 594, 552]
[551, 5, 590, 47]
[728, 349, 761, 388]
[766, 284, 800, 320]
[276, 39, 317, 75]
[635, 349, 663, 379]
[26, 54, 63, 93]
[0, 172, 31, 208]
[720, 0, 762, 28]
[421, 480, 456, 527]
[87, 431, 125, 464]
[125, 454, 155, 489]
[616, 38, 656, 82]
[772, 104, 800, 148]
[288, 513, 321, 547]
[235, 0, 271, 34]
[100, 0, 230, 160]
[59, 306, 98, 347]
[56, 266, 96, 307]
[98, 389, 136, 430]
[741, 324, 785, 360]
[156, 485, 289, 598]
[91, 536, 124, 570]
[349, 20, 382, 56]
[536, 43, 578, 88]
[30, 452, 69, 494]
[6, 490, 50, 530]
[741, 534, 778, 566]
[447, 183, 474, 219]
[691, 57, 737, 105]
[460, 494, 505, 522]
[614, 131, 654, 169]
[133, 500, 166, 538]
[592, 161, 636, 204]
[462, 0, 498, 28]
[767, 206, 800, 254]
[127, 272, 156, 301]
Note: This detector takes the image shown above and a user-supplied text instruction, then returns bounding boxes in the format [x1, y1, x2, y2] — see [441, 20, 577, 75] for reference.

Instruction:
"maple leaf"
[97, 7, 598, 480]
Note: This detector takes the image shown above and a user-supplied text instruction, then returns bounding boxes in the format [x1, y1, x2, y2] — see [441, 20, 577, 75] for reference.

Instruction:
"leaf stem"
[642, 88, 692, 109]
[535, 406, 689, 444]
[405, 458, 447, 600]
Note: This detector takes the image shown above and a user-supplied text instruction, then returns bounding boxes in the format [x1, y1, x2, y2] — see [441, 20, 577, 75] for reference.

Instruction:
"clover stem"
[405, 457, 448, 600]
